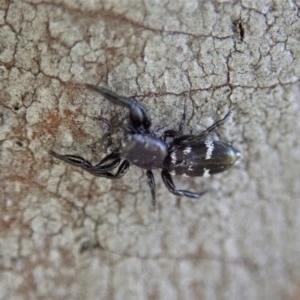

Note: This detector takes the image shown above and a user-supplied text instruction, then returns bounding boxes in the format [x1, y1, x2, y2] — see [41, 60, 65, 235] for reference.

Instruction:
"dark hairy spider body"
[164, 140, 240, 177]
[49, 84, 241, 206]
[121, 134, 168, 169]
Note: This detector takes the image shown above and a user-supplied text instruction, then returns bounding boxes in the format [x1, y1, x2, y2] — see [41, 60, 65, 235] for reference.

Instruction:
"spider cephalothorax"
[49, 85, 241, 206]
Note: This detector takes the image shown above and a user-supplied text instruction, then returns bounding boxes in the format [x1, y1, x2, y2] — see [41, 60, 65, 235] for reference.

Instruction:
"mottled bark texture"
[1, 1, 300, 299]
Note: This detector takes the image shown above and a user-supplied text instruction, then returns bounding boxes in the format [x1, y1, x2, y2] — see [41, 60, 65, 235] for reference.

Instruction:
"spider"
[49, 84, 241, 206]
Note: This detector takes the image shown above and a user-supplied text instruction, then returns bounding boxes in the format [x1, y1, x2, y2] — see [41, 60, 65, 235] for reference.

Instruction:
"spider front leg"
[161, 169, 206, 198]
[86, 84, 152, 133]
[49, 150, 130, 179]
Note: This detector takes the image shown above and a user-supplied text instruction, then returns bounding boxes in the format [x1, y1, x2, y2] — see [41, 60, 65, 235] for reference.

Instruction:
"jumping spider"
[49, 85, 241, 206]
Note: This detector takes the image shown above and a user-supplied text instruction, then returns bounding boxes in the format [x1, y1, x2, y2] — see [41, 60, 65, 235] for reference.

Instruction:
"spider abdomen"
[164, 140, 241, 177]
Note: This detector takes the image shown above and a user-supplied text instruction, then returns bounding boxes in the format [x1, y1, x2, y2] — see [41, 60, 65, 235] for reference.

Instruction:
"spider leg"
[146, 170, 156, 206]
[98, 160, 130, 179]
[197, 110, 232, 139]
[162, 98, 187, 141]
[49, 150, 130, 178]
[93, 152, 122, 171]
[86, 84, 152, 132]
[172, 110, 232, 145]
[161, 170, 206, 198]
[178, 96, 187, 135]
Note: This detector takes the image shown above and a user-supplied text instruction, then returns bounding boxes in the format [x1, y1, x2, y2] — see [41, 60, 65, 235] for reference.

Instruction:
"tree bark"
[1, 1, 300, 299]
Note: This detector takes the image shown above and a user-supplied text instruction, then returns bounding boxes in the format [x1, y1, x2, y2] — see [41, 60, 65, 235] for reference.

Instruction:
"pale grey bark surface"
[1, 1, 300, 299]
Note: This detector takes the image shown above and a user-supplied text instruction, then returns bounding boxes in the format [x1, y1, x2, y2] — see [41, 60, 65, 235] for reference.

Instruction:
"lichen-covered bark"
[1, 1, 300, 299]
